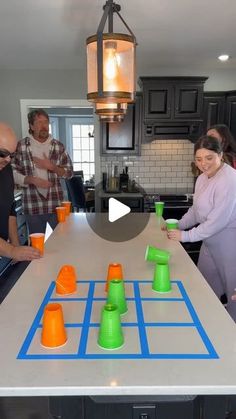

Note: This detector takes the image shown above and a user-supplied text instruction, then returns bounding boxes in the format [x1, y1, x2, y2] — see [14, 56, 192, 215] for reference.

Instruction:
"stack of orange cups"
[29, 233, 45, 256]
[106, 263, 123, 292]
[41, 303, 67, 348]
[61, 201, 71, 216]
[56, 265, 77, 295]
[55, 206, 66, 222]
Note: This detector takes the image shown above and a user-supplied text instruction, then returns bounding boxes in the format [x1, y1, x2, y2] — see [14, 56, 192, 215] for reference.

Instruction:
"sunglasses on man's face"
[0, 149, 15, 159]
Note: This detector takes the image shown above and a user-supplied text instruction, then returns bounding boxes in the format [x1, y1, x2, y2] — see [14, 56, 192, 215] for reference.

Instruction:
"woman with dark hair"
[207, 124, 236, 168]
[167, 135, 236, 321]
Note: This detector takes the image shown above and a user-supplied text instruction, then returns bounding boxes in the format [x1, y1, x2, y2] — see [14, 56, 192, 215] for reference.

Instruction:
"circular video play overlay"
[86, 182, 150, 242]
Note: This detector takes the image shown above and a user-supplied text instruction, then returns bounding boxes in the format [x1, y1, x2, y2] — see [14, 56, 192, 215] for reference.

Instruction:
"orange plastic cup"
[61, 201, 71, 216]
[29, 233, 45, 256]
[56, 265, 77, 295]
[56, 206, 66, 222]
[106, 263, 123, 292]
[41, 303, 67, 348]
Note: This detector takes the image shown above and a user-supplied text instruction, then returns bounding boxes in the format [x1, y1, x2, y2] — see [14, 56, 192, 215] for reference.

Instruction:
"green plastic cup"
[155, 201, 164, 217]
[98, 303, 124, 350]
[107, 279, 128, 315]
[152, 263, 171, 293]
[165, 219, 179, 230]
[145, 245, 170, 264]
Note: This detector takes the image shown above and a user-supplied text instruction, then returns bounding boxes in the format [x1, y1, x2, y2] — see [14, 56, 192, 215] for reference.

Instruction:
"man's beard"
[38, 130, 49, 139]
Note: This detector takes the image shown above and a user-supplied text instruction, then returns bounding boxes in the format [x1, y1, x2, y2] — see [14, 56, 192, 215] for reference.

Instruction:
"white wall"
[0, 69, 87, 137]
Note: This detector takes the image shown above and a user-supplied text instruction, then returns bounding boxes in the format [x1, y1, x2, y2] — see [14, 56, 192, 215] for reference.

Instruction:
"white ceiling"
[0, 0, 235, 78]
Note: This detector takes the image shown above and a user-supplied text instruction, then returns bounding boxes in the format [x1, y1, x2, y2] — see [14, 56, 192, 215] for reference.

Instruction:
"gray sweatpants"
[198, 227, 236, 322]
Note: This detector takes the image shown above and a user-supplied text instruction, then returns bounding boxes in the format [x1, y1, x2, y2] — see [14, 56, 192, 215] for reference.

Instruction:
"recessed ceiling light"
[218, 54, 230, 62]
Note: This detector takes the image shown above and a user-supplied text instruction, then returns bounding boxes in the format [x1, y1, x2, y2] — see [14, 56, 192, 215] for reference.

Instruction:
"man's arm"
[8, 215, 20, 246]
[0, 235, 41, 261]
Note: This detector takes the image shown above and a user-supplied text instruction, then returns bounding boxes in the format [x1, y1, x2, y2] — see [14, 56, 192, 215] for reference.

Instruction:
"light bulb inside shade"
[104, 41, 119, 80]
[218, 54, 229, 62]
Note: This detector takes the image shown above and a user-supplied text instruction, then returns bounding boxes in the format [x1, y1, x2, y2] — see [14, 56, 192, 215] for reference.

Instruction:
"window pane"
[89, 139, 94, 150]
[81, 125, 90, 137]
[69, 121, 94, 181]
[73, 150, 81, 161]
[72, 138, 80, 149]
[73, 163, 82, 171]
[72, 125, 80, 137]
[81, 137, 90, 149]
[81, 150, 90, 161]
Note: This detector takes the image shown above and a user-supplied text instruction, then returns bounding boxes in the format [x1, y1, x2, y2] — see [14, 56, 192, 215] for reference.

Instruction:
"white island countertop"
[0, 213, 236, 397]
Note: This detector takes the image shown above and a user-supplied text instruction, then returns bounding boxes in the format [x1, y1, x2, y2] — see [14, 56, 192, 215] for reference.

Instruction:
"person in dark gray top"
[0, 122, 40, 261]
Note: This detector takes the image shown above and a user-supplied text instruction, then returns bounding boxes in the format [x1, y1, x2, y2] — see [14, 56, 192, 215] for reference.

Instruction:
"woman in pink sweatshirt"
[168, 135, 236, 321]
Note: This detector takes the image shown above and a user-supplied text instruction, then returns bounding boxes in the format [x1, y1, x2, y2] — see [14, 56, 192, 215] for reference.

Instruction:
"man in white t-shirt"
[12, 109, 73, 234]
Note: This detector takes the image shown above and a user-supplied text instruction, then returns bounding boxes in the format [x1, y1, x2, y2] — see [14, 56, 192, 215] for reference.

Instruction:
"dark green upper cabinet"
[138, 77, 207, 142]
[139, 77, 207, 121]
[100, 93, 142, 155]
[203, 91, 236, 140]
[203, 92, 226, 132]
[225, 92, 236, 140]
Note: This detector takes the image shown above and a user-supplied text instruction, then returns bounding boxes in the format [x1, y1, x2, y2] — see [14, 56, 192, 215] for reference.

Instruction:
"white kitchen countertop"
[0, 213, 236, 397]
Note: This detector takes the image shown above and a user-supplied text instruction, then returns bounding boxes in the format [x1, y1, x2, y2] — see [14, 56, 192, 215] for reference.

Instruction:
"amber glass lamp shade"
[87, 33, 135, 104]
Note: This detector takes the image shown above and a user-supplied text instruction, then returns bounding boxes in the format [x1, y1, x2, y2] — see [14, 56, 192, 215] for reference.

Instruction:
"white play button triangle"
[108, 197, 131, 223]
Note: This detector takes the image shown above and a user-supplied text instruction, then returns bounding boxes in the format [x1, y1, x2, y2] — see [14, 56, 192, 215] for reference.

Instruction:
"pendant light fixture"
[86, 0, 137, 105]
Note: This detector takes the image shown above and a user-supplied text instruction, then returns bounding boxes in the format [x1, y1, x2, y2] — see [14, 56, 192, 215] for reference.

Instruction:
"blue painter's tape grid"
[17, 280, 219, 360]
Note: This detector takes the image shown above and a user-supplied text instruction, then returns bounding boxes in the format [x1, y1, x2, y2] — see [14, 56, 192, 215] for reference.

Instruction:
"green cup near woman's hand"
[165, 218, 178, 230]
[155, 201, 164, 217]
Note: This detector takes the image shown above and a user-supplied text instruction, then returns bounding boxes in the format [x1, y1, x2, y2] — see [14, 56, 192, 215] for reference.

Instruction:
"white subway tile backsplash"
[100, 139, 194, 191]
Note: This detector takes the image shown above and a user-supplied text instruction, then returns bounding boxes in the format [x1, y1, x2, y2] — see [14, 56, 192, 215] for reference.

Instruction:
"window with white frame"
[66, 118, 94, 182]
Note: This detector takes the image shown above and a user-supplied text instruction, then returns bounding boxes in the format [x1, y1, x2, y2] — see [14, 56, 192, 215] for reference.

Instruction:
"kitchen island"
[0, 213, 235, 418]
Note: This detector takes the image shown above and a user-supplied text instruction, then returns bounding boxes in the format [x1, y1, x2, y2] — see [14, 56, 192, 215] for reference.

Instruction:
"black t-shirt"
[0, 163, 16, 240]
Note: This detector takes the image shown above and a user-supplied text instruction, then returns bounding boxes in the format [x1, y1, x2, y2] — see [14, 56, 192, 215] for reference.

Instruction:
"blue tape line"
[133, 282, 149, 356]
[77, 281, 95, 356]
[177, 281, 219, 359]
[17, 279, 219, 360]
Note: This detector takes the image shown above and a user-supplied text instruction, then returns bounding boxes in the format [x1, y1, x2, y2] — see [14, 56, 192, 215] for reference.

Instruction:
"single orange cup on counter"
[41, 303, 67, 348]
[56, 265, 77, 295]
[29, 233, 45, 256]
[61, 201, 71, 216]
[56, 206, 66, 222]
[106, 263, 123, 292]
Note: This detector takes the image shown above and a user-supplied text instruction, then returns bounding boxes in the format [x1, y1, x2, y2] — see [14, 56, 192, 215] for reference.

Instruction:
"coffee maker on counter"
[104, 163, 120, 193]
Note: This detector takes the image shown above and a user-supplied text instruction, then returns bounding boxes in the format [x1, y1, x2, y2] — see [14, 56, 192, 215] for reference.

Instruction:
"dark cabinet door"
[143, 83, 172, 119]
[100, 94, 142, 155]
[174, 84, 203, 119]
[203, 92, 225, 132]
[225, 93, 236, 140]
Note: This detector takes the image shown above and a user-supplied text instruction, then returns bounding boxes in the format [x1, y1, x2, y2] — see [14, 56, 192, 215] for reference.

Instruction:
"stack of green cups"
[97, 303, 124, 350]
[145, 245, 170, 264]
[152, 263, 171, 293]
[165, 219, 178, 230]
[155, 201, 164, 217]
[145, 244, 172, 293]
[107, 279, 128, 315]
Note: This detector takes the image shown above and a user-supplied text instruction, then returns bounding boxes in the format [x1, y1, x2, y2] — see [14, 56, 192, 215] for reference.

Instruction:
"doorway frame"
[20, 99, 92, 137]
